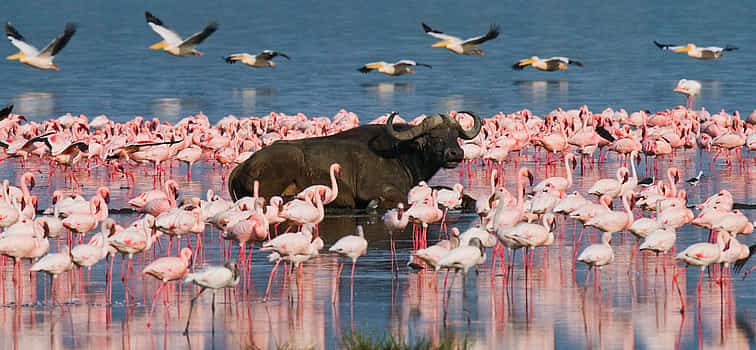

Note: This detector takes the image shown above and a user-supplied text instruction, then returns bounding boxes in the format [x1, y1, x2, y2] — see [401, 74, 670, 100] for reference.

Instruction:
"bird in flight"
[5, 22, 76, 70]
[358, 60, 431, 76]
[224, 50, 290, 68]
[421, 22, 499, 55]
[145, 11, 217, 56]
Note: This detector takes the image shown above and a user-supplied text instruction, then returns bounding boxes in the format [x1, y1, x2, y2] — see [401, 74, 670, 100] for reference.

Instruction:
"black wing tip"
[223, 56, 236, 64]
[205, 21, 219, 32]
[654, 40, 671, 50]
[570, 59, 584, 67]
[512, 62, 525, 70]
[145, 11, 163, 26]
[63, 22, 77, 35]
[5, 22, 23, 40]
[596, 126, 616, 142]
[358, 66, 372, 73]
[421, 22, 442, 34]
[725, 45, 739, 51]
[278, 52, 291, 60]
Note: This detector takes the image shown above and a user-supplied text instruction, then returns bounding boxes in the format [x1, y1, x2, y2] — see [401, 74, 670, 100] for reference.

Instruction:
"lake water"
[2, 1, 756, 123]
[3, 1, 756, 349]
[1, 149, 756, 349]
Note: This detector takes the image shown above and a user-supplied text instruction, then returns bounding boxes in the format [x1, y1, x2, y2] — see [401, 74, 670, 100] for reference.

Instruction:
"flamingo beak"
[29, 177, 35, 191]
[527, 172, 534, 186]
[674, 173, 680, 183]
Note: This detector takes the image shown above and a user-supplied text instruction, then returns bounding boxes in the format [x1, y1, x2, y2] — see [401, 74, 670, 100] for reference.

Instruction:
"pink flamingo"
[533, 153, 575, 193]
[127, 180, 179, 210]
[296, 163, 341, 204]
[260, 224, 320, 301]
[672, 231, 726, 312]
[175, 145, 204, 179]
[405, 189, 443, 247]
[382, 203, 409, 273]
[280, 191, 325, 234]
[182, 262, 240, 335]
[577, 232, 614, 289]
[155, 199, 204, 256]
[30, 250, 74, 308]
[329, 225, 368, 300]
[587, 167, 629, 199]
[142, 247, 193, 327]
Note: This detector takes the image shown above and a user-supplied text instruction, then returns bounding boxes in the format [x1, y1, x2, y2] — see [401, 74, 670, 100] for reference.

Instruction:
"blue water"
[2, 0, 755, 123]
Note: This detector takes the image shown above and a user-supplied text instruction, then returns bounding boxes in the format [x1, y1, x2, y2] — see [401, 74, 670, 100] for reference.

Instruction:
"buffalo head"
[385, 111, 482, 168]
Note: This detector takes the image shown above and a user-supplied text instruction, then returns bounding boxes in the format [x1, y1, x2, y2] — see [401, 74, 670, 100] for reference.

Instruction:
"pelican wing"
[551, 56, 584, 67]
[358, 62, 382, 73]
[258, 50, 290, 60]
[462, 24, 500, 45]
[145, 11, 183, 46]
[179, 21, 218, 48]
[224, 53, 248, 64]
[421, 22, 459, 42]
[5, 22, 40, 56]
[395, 60, 432, 68]
[38, 23, 76, 58]
[653, 40, 684, 51]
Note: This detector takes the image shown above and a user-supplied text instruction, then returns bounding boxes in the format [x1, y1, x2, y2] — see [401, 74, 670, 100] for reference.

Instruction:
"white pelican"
[224, 50, 290, 68]
[145, 11, 217, 56]
[5, 22, 76, 71]
[654, 41, 737, 60]
[421, 22, 499, 55]
[358, 60, 431, 76]
[673, 79, 701, 109]
[512, 56, 583, 71]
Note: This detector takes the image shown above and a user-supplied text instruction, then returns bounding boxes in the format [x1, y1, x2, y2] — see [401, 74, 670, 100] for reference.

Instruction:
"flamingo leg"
[146, 282, 166, 327]
[183, 287, 206, 335]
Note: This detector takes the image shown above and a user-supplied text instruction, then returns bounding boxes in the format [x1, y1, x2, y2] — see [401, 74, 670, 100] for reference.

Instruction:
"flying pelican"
[654, 41, 737, 60]
[358, 60, 431, 76]
[421, 22, 499, 55]
[512, 56, 583, 71]
[145, 11, 217, 56]
[5, 22, 76, 70]
[673, 79, 701, 109]
[224, 50, 290, 68]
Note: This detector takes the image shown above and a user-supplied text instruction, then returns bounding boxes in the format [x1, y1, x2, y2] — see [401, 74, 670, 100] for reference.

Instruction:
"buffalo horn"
[386, 112, 443, 141]
[449, 111, 482, 140]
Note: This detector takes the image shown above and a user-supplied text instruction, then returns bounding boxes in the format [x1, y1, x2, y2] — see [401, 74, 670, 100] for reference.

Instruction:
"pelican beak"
[432, 40, 448, 48]
[518, 60, 534, 67]
[674, 46, 692, 53]
[149, 41, 167, 50]
[6, 51, 23, 60]
[365, 64, 382, 69]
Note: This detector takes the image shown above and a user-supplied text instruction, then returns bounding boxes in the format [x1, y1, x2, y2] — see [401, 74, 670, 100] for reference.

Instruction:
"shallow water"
[2, 1, 756, 122]
[1, 149, 756, 349]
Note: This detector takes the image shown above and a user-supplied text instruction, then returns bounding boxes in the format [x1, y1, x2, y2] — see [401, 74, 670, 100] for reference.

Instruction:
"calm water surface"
[0, 150, 756, 349]
[3, 1, 756, 349]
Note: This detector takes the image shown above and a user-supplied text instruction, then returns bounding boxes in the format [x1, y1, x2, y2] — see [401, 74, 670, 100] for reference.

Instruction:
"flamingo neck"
[565, 157, 572, 187]
[329, 166, 339, 197]
[667, 171, 677, 197]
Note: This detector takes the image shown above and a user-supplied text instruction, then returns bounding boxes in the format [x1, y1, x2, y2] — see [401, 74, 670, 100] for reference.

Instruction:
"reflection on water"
[232, 88, 277, 115]
[362, 83, 415, 103]
[12, 92, 57, 119]
[514, 80, 569, 106]
[1, 149, 756, 349]
[151, 97, 207, 122]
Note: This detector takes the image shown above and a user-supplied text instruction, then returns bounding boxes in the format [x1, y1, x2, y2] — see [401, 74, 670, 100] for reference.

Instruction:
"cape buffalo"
[227, 111, 482, 208]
